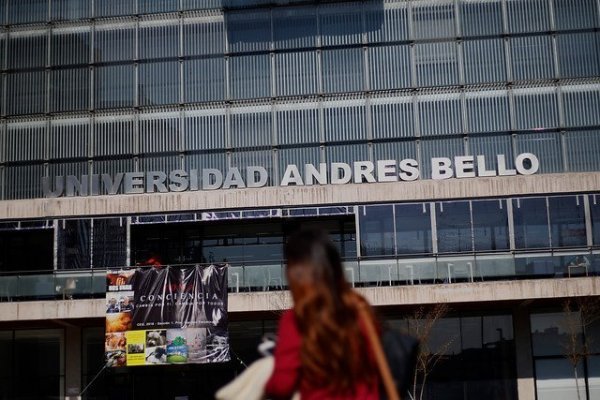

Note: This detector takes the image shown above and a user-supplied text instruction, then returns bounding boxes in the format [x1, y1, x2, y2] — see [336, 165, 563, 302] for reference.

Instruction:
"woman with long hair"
[265, 229, 379, 399]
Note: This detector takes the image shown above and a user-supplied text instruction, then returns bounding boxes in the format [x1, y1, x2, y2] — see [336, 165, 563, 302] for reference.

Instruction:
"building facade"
[0, 0, 600, 399]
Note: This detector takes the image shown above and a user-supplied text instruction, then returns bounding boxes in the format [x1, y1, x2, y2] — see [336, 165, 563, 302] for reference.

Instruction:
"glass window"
[0, 332, 12, 382]
[274, 52, 319, 97]
[591, 195, 600, 246]
[472, 200, 509, 251]
[94, 24, 135, 63]
[460, 0, 503, 36]
[319, 3, 363, 46]
[323, 103, 367, 142]
[531, 312, 581, 356]
[93, 117, 135, 157]
[553, 0, 598, 30]
[535, 359, 586, 400]
[50, 68, 90, 112]
[436, 201, 473, 253]
[94, 64, 135, 109]
[371, 98, 415, 139]
[6, 71, 46, 116]
[139, 113, 180, 154]
[51, 0, 90, 20]
[359, 205, 395, 257]
[51, 30, 91, 66]
[276, 106, 320, 145]
[562, 86, 600, 128]
[49, 119, 89, 160]
[230, 110, 273, 149]
[366, 1, 409, 43]
[4, 164, 46, 200]
[565, 131, 600, 172]
[418, 94, 463, 136]
[325, 143, 369, 166]
[0, 229, 53, 272]
[184, 111, 226, 151]
[8, 33, 47, 69]
[183, 17, 225, 56]
[138, 0, 178, 14]
[412, 1, 456, 40]
[93, 219, 127, 268]
[556, 33, 600, 79]
[322, 48, 365, 94]
[14, 330, 64, 400]
[465, 90, 510, 133]
[58, 219, 91, 269]
[395, 203, 432, 255]
[230, 54, 272, 100]
[139, 22, 179, 60]
[506, 0, 551, 33]
[548, 196, 587, 248]
[588, 356, 600, 400]
[514, 132, 563, 174]
[94, 0, 135, 17]
[5, 122, 47, 162]
[227, 10, 271, 53]
[513, 197, 550, 249]
[273, 6, 318, 49]
[82, 327, 105, 399]
[463, 38, 507, 84]
[369, 45, 411, 91]
[415, 41, 460, 87]
[7, 0, 47, 24]
[510, 36, 555, 81]
[139, 61, 180, 106]
[184, 58, 226, 103]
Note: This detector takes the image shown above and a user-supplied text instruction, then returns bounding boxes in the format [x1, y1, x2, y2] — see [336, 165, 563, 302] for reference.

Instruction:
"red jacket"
[265, 310, 379, 400]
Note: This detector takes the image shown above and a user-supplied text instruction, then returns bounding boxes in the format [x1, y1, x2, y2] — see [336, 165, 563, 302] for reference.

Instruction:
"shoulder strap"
[357, 304, 401, 400]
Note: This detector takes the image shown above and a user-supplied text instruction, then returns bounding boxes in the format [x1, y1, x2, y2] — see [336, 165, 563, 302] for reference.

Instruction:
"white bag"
[216, 356, 300, 400]
[216, 356, 274, 400]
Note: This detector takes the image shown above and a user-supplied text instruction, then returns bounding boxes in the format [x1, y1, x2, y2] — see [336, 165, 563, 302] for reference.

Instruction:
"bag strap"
[357, 304, 401, 400]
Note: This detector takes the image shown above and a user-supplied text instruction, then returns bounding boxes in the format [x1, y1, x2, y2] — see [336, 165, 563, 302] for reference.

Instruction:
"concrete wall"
[1, 277, 598, 321]
[1, 172, 599, 220]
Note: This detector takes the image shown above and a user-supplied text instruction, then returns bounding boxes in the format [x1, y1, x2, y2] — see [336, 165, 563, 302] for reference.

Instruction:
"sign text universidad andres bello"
[43, 153, 540, 198]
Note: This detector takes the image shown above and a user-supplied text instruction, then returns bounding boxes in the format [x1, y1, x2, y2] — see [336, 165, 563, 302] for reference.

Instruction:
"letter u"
[42, 176, 64, 198]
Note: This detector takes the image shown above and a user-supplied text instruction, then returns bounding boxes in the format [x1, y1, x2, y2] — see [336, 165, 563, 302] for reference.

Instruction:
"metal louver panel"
[184, 109, 226, 151]
[49, 118, 90, 160]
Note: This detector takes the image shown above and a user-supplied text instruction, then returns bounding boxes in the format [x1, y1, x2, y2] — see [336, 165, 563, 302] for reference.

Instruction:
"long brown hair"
[285, 229, 376, 394]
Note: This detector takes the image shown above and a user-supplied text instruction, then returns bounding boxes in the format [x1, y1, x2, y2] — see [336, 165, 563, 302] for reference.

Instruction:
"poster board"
[105, 265, 229, 367]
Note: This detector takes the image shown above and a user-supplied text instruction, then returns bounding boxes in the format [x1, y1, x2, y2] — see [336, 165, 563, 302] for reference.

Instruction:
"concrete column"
[514, 305, 536, 400]
[65, 326, 82, 400]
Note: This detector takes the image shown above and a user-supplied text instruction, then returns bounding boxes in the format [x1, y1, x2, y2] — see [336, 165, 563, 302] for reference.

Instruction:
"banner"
[105, 265, 229, 367]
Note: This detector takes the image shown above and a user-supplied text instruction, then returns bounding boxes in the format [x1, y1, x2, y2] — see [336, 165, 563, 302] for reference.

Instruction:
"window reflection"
[548, 196, 587, 248]
[436, 201, 473, 253]
[359, 205, 395, 257]
[589, 195, 600, 246]
[395, 203, 432, 255]
[513, 198, 550, 249]
[472, 200, 509, 251]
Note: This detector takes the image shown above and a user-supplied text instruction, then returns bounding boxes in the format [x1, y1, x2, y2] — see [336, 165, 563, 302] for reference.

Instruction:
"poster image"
[105, 332, 127, 367]
[105, 264, 229, 367]
[105, 312, 132, 333]
[125, 330, 146, 366]
[145, 330, 167, 364]
[167, 329, 188, 364]
[106, 291, 134, 314]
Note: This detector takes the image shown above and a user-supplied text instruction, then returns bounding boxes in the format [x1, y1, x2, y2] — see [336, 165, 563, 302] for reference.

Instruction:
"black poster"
[105, 265, 229, 367]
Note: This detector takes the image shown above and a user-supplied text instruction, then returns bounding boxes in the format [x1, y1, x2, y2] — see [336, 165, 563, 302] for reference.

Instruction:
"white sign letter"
[431, 158, 453, 180]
